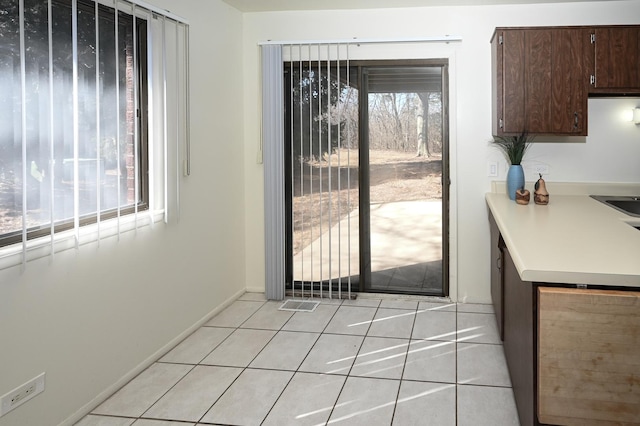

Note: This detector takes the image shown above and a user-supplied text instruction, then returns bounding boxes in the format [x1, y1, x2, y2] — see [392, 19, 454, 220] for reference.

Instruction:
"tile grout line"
[91, 302, 250, 423]
[155, 300, 261, 424]
[324, 299, 380, 423]
[389, 301, 420, 425]
[86, 298, 508, 425]
[194, 299, 302, 425]
[137, 363, 199, 423]
[257, 297, 346, 425]
[142, 298, 269, 425]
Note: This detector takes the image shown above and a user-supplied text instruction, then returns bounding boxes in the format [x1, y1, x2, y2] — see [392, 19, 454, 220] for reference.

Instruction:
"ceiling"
[221, 0, 605, 13]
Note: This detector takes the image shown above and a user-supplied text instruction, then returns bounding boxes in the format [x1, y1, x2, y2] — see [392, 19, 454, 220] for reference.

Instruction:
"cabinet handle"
[496, 256, 501, 271]
[574, 112, 579, 129]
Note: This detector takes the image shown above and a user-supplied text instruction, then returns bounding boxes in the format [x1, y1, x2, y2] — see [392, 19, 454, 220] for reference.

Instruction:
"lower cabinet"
[503, 247, 535, 426]
[489, 213, 505, 340]
[538, 287, 640, 425]
[490, 213, 640, 425]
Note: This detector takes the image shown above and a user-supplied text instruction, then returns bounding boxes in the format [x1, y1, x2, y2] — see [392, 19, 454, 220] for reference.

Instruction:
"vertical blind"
[0, 0, 189, 268]
[261, 37, 461, 300]
[262, 44, 285, 300]
[150, 4, 190, 225]
[262, 43, 356, 301]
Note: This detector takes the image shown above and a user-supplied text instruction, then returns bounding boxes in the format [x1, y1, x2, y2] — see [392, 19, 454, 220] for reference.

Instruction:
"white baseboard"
[59, 288, 246, 426]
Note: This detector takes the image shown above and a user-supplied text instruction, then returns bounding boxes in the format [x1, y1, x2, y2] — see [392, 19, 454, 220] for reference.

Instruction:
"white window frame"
[0, 0, 189, 270]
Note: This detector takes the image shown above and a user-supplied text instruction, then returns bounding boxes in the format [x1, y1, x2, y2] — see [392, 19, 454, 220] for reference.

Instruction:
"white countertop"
[486, 182, 640, 287]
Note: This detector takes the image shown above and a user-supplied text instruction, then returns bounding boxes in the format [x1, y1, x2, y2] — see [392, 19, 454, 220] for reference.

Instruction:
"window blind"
[261, 44, 285, 300]
[0, 0, 189, 268]
[262, 43, 356, 301]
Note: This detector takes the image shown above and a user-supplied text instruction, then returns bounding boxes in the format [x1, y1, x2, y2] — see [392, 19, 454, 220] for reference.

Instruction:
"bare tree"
[416, 93, 430, 157]
[388, 94, 404, 149]
[335, 90, 443, 156]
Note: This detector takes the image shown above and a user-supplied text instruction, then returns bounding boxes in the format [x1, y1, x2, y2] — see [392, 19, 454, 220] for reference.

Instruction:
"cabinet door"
[591, 26, 640, 93]
[548, 28, 588, 134]
[494, 28, 587, 136]
[489, 213, 504, 340]
[538, 287, 640, 425]
[495, 29, 526, 134]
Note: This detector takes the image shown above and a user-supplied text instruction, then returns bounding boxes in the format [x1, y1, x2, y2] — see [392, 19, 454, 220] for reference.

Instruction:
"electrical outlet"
[534, 164, 550, 175]
[0, 373, 45, 417]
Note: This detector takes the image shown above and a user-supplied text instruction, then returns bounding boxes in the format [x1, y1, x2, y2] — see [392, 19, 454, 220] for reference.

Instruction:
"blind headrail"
[98, 0, 189, 24]
[258, 35, 462, 46]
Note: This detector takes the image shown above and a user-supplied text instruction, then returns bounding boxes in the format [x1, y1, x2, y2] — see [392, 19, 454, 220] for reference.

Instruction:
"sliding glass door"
[285, 60, 449, 297]
[284, 60, 359, 298]
[362, 65, 448, 295]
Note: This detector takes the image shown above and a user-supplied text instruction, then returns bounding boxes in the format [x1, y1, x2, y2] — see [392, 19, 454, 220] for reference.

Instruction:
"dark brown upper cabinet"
[588, 26, 640, 94]
[492, 27, 588, 136]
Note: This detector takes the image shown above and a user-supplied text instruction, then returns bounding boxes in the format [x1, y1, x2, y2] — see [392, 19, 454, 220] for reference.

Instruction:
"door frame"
[283, 58, 451, 298]
[357, 59, 450, 297]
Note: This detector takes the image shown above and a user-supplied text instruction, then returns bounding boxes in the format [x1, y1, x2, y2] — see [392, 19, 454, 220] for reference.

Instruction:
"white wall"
[0, 1, 245, 425]
[242, 1, 640, 303]
[3, 3, 637, 423]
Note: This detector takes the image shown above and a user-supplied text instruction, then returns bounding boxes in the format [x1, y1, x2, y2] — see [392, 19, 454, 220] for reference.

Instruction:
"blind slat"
[262, 44, 285, 301]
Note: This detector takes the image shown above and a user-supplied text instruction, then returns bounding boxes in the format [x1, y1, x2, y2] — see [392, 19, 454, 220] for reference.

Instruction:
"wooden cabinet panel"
[503, 248, 534, 426]
[525, 30, 552, 134]
[500, 30, 526, 134]
[538, 287, 640, 425]
[489, 212, 504, 340]
[550, 29, 587, 134]
[592, 26, 640, 93]
[492, 28, 588, 136]
[493, 25, 640, 135]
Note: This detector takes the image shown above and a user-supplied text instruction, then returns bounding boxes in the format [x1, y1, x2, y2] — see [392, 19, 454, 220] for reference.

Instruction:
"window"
[0, 0, 148, 248]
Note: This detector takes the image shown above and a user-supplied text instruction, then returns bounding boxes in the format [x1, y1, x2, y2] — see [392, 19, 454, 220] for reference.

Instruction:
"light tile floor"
[77, 293, 520, 426]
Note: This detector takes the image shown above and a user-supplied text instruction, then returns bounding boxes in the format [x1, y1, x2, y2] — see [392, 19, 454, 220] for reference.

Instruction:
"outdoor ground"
[292, 149, 443, 255]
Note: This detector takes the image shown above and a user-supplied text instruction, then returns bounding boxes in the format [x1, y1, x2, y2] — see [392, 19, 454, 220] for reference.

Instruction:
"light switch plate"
[488, 161, 498, 177]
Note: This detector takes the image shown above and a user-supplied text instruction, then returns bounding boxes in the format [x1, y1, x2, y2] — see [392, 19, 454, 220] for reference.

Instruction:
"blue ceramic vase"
[507, 164, 525, 200]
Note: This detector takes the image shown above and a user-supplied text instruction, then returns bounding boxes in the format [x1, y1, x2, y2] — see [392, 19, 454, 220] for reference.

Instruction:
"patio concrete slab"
[292, 200, 442, 294]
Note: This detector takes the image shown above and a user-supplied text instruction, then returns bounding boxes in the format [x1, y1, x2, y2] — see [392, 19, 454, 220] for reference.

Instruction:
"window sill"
[0, 210, 166, 272]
